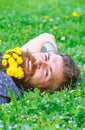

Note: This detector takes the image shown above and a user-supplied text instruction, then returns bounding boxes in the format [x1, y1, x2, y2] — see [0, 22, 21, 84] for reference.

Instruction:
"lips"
[25, 58, 32, 72]
[25, 58, 29, 71]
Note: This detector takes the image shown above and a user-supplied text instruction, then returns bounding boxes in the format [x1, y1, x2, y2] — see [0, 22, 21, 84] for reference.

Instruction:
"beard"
[13, 50, 37, 91]
[21, 50, 37, 84]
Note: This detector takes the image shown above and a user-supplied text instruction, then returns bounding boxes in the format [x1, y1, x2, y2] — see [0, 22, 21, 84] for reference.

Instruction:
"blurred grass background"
[0, 0, 85, 129]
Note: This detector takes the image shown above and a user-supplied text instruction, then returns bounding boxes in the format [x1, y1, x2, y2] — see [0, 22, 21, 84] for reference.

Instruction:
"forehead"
[49, 53, 64, 84]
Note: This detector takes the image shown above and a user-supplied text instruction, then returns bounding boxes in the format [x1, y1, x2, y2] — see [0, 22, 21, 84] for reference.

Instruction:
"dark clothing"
[0, 53, 23, 104]
[0, 70, 23, 103]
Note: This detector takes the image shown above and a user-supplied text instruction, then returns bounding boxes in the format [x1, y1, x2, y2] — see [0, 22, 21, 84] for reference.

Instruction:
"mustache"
[21, 51, 37, 82]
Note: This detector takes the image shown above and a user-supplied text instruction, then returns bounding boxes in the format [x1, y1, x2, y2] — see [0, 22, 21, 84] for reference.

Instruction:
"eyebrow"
[48, 52, 50, 59]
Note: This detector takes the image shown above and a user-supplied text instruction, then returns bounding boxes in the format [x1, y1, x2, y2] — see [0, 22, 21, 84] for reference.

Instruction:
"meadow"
[0, 0, 85, 129]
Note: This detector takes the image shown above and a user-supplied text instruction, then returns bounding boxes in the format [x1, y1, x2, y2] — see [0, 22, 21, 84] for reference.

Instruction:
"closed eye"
[46, 68, 48, 77]
[46, 67, 53, 79]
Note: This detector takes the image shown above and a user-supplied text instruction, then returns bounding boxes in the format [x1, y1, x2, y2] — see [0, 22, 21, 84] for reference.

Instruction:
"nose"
[36, 59, 48, 69]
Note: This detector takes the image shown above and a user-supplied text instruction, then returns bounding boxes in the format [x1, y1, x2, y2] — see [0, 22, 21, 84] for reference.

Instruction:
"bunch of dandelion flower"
[2, 47, 24, 79]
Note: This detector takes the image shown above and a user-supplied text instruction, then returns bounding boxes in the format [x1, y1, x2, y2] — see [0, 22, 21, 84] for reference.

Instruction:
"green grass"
[0, 0, 85, 129]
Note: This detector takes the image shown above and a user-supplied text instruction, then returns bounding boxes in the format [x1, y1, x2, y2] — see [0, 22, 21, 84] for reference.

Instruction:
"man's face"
[22, 51, 64, 89]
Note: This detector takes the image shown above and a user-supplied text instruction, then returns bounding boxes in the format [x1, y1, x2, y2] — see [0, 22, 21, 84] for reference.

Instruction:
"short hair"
[61, 54, 80, 89]
[46, 54, 80, 93]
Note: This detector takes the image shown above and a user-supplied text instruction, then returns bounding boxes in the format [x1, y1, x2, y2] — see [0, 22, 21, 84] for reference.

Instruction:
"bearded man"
[0, 33, 80, 104]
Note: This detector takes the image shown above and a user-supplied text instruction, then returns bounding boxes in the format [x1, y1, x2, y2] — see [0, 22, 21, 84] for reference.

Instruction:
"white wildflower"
[26, 100, 30, 103]
[59, 116, 63, 119]
[82, 128, 85, 130]
[68, 120, 73, 123]
[62, 124, 66, 127]
[49, 18, 53, 21]
[55, 124, 60, 129]
[61, 36, 65, 41]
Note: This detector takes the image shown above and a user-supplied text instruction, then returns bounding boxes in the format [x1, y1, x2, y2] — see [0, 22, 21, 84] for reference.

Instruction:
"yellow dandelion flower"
[44, 15, 49, 19]
[9, 61, 18, 67]
[72, 12, 80, 17]
[15, 67, 24, 79]
[13, 47, 22, 55]
[6, 67, 17, 77]
[53, 26, 58, 30]
[17, 56, 23, 64]
[2, 59, 7, 66]
[12, 53, 18, 59]
[8, 57, 16, 64]
[2, 47, 24, 79]
[6, 49, 13, 54]
[3, 54, 11, 59]
[0, 39, 2, 43]
[6, 47, 22, 55]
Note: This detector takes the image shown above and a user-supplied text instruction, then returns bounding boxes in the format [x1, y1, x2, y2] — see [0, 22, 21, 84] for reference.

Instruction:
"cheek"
[30, 69, 44, 84]
[43, 79, 55, 88]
